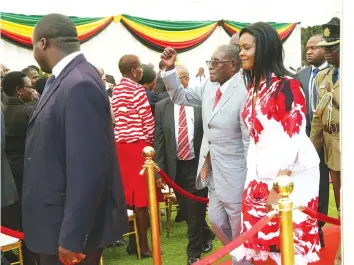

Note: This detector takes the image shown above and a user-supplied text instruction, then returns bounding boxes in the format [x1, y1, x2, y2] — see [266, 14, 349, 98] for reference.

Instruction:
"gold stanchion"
[273, 175, 295, 265]
[142, 146, 162, 265]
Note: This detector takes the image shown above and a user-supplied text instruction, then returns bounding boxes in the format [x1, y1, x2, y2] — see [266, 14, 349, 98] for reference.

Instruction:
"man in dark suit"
[22, 13, 128, 265]
[296, 34, 329, 248]
[155, 60, 167, 94]
[154, 65, 213, 265]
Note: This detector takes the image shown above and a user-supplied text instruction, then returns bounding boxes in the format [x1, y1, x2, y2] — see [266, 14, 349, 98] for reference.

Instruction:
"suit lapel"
[29, 54, 86, 125]
[208, 76, 239, 123]
[166, 99, 176, 152]
[303, 67, 312, 96]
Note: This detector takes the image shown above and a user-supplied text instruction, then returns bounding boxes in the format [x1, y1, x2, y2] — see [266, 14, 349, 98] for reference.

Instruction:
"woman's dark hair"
[240, 22, 293, 91]
[139, 64, 156, 85]
[2, 71, 27, 97]
[34, 77, 48, 95]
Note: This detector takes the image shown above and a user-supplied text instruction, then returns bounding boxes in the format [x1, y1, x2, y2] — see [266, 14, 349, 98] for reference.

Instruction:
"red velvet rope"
[1, 226, 24, 240]
[193, 214, 276, 265]
[301, 206, 341, 226]
[157, 168, 209, 204]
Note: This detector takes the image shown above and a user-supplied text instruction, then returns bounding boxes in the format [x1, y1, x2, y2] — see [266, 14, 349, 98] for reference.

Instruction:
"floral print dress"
[231, 74, 321, 265]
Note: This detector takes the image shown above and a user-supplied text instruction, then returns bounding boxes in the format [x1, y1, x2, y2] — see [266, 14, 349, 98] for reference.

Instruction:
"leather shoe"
[202, 240, 213, 253]
[187, 257, 199, 265]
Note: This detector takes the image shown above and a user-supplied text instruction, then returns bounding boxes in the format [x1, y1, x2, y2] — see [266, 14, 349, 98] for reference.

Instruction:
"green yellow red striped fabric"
[0, 12, 297, 51]
[0, 12, 113, 48]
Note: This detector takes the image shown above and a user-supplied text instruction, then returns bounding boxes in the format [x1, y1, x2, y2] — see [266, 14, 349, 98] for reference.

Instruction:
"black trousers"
[318, 147, 330, 228]
[175, 159, 212, 259]
[39, 248, 103, 265]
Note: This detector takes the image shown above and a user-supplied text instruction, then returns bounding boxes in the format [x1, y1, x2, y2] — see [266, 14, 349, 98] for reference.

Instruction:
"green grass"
[102, 185, 337, 265]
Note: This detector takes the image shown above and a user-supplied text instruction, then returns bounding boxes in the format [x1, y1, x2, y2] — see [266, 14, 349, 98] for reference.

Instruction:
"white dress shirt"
[308, 61, 328, 108]
[218, 72, 239, 94]
[174, 104, 195, 160]
[52, 51, 82, 78]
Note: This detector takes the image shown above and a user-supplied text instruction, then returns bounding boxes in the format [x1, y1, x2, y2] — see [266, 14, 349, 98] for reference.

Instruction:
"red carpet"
[219, 225, 340, 265]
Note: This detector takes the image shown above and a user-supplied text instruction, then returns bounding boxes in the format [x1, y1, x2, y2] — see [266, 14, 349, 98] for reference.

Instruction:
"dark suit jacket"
[154, 98, 203, 181]
[145, 88, 160, 116]
[155, 72, 167, 94]
[3, 97, 34, 197]
[296, 66, 312, 136]
[1, 110, 18, 208]
[22, 54, 128, 255]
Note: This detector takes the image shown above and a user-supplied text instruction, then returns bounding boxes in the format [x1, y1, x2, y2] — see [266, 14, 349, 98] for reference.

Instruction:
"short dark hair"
[139, 64, 156, 85]
[34, 77, 48, 95]
[28, 65, 40, 72]
[118, 54, 140, 75]
[240, 22, 292, 90]
[105, 74, 116, 85]
[33, 13, 80, 53]
[158, 60, 165, 70]
[22, 66, 39, 76]
[2, 71, 27, 97]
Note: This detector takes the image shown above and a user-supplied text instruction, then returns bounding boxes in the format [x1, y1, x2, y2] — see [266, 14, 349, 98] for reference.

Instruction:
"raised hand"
[161, 47, 177, 70]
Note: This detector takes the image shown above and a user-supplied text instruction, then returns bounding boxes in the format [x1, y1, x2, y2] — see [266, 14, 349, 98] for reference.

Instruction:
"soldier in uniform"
[309, 18, 341, 265]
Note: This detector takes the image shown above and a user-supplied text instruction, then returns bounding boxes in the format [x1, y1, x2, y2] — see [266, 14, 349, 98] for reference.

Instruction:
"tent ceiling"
[0, 0, 341, 27]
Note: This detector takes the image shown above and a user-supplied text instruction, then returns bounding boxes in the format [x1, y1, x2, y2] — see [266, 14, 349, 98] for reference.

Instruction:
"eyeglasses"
[206, 60, 235, 68]
[23, 85, 33, 90]
[179, 76, 188, 80]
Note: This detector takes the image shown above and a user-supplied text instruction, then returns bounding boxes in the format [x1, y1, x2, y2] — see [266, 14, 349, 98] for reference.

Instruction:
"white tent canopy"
[0, 0, 341, 26]
[0, 0, 341, 79]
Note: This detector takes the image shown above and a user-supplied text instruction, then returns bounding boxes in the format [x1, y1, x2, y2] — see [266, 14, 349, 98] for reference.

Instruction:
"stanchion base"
[218, 225, 340, 265]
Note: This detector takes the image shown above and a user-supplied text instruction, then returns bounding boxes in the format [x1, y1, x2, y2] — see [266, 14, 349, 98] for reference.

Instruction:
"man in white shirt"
[296, 34, 329, 248]
[154, 65, 213, 265]
[190, 67, 207, 90]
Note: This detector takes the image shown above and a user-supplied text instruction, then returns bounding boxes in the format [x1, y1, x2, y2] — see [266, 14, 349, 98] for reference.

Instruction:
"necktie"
[311, 68, 320, 108]
[332, 68, 339, 84]
[39, 75, 56, 104]
[213, 88, 222, 109]
[200, 152, 211, 188]
[177, 106, 191, 160]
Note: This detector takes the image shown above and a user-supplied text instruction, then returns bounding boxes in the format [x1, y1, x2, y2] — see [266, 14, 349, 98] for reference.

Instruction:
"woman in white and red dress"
[112, 55, 163, 258]
[231, 22, 321, 265]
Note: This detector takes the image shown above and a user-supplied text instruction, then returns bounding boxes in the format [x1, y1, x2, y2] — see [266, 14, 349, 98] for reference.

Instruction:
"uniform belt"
[324, 123, 340, 134]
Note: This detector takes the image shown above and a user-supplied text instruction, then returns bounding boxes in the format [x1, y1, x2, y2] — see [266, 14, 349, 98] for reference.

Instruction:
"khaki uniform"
[310, 66, 340, 171]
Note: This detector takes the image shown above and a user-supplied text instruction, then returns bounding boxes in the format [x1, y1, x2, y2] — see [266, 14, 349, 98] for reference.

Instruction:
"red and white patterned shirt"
[111, 77, 154, 144]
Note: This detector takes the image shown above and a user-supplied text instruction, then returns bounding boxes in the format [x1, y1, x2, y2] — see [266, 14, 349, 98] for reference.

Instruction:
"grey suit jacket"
[296, 67, 312, 136]
[154, 98, 203, 181]
[162, 70, 249, 203]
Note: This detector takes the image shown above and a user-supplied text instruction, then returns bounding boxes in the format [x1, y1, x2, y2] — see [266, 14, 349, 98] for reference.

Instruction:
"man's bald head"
[229, 32, 240, 46]
[33, 13, 79, 44]
[306, 34, 326, 67]
[32, 13, 81, 73]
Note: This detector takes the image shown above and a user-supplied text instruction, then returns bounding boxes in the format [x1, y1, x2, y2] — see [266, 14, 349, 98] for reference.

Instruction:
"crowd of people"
[1, 12, 341, 265]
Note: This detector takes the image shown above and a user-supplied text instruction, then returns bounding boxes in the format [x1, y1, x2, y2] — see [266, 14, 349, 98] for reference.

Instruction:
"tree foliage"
[301, 26, 323, 66]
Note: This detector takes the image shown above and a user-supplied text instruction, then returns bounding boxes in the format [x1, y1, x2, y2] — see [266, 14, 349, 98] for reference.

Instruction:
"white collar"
[52, 51, 82, 77]
[219, 72, 240, 94]
[311, 61, 328, 72]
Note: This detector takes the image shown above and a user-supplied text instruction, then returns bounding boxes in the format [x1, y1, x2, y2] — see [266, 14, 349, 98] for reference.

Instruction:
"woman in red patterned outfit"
[231, 23, 321, 265]
[112, 55, 162, 258]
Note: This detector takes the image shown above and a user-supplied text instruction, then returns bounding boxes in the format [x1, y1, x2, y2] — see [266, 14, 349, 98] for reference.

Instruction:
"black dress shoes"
[187, 257, 200, 265]
[202, 240, 213, 253]
[203, 232, 215, 253]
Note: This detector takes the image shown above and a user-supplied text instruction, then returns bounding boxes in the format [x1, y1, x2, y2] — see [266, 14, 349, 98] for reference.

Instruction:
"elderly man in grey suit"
[161, 45, 250, 265]
[296, 34, 329, 248]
